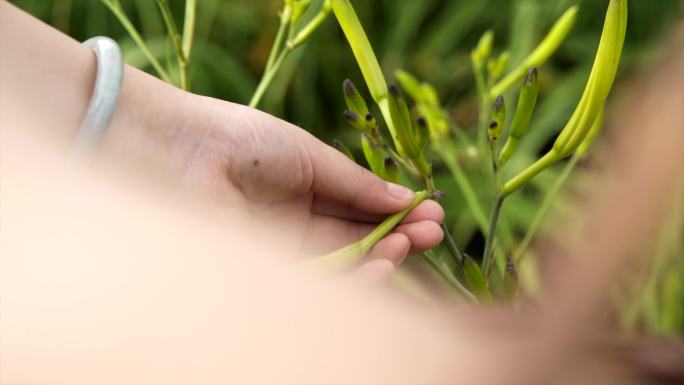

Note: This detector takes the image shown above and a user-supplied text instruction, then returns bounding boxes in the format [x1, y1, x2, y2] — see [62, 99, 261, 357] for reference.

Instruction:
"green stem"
[182, 0, 197, 59]
[311, 191, 430, 271]
[249, 48, 289, 108]
[434, 141, 489, 234]
[442, 222, 464, 263]
[502, 150, 558, 198]
[422, 251, 477, 303]
[513, 153, 580, 263]
[156, 0, 188, 90]
[101, 0, 172, 83]
[265, 9, 290, 72]
[482, 196, 503, 277]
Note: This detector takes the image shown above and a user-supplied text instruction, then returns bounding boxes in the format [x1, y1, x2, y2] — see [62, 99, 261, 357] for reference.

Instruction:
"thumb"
[304, 134, 416, 214]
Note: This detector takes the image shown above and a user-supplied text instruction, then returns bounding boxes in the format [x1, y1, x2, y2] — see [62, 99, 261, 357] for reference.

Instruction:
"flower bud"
[487, 51, 510, 83]
[415, 116, 430, 151]
[388, 83, 420, 159]
[499, 68, 539, 165]
[383, 157, 400, 184]
[361, 134, 387, 179]
[488, 95, 506, 143]
[471, 30, 494, 71]
[343, 79, 369, 117]
[490, 5, 577, 97]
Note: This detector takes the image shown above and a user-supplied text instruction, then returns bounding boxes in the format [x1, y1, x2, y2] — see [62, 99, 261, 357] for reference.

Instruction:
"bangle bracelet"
[72, 36, 124, 158]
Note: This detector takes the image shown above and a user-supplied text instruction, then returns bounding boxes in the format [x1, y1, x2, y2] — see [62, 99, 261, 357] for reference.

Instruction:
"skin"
[0, 1, 444, 268]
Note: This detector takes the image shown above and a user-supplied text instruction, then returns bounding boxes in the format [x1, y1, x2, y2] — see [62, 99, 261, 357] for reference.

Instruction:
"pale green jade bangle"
[72, 37, 123, 158]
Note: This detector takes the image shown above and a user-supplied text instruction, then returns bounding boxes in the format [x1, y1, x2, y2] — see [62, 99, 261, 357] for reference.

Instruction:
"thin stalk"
[422, 251, 477, 303]
[482, 196, 503, 277]
[101, 0, 172, 83]
[156, 0, 188, 90]
[442, 222, 464, 263]
[265, 8, 290, 72]
[513, 153, 580, 263]
[249, 49, 289, 108]
[434, 140, 489, 234]
[311, 191, 431, 271]
[182, 0, 197, 59]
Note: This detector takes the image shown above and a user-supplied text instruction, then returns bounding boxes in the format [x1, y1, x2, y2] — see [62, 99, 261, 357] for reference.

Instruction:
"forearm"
[0, 1, 185, 159]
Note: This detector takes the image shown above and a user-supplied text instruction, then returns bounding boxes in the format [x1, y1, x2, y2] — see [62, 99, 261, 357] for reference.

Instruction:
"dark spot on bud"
[525, 68, 538, 85]
[383, 156, 396, 168]
[493, 95, 505, 111]
[416, 116, 428, 127]
[489, 121, 498, 129]
[365, 112, 374, 121]
[343, 79, 357, 97]
[388, 83, 400, 96]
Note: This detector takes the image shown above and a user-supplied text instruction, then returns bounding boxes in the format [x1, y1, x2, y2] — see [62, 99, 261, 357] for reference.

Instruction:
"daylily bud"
[471, 30, 494, 71]
[343, 79, 369, 116]
[394, 69, 423, 102]
[333, 139, 355, 161]
[499, 68, 539, 165]
[463, 254, 493, 301]
[415, 116, 430, 151]
[343, 109, 366, 132]
[488, 95, 506, 143]
[487, 51, 510, 84]
[361, 133, 386, 179]
[490, 5, 578, 97]
[383, 157, 400, 184]
[388, 83, 420, 159]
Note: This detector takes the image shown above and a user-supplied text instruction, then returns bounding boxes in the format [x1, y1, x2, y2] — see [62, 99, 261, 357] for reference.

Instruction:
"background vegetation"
[11, 0, 684, 336]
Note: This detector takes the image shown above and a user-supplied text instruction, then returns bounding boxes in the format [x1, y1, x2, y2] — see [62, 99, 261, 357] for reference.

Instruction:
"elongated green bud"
[488, 95, 506, 143]
[490, 5, 578, 98]
[471, 30, 494, 70]
[394, 69, 423, 103]
[554, 0, 626, 156]
[383, 157, 400, 184]
[488, 51, 510, 84]
[343, 79, 369, 116]
[420, 83, 440, 107]
[333, 139, 355, 161]
[501, 1, 627, 198]
[361, 133, 386, 178]
[499, 68, 539, 165]
[388, 84, 420, 159]
[463, 254, 493, 301]
[415, 116, 430, 151]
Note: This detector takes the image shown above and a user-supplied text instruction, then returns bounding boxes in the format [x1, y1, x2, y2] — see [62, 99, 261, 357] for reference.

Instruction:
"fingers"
[304, 210, 444, 256]
[303, 134, 416, 215]
[312, 196, 445, 224]
[395, 220, 444, 253]
[366, 233, 411, 266]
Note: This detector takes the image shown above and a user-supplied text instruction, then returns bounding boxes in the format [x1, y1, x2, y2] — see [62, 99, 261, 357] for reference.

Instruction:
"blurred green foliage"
[11, 0, 683, 334]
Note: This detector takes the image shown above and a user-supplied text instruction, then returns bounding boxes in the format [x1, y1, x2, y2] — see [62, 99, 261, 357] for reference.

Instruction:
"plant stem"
[311, 191, 431, 271]
[182, 0, 197, 59]
[156, 0, 189, 90]
[421, 251, 477, 303]
[513, 153, 580, 263]
[482, 195, 503, 277]
[249, 48, 289, 108]
[442, 222, 464, 263]
[502, 150, 558, 197]
[434, 140, 489, 234]
[101, 0, 172, 83]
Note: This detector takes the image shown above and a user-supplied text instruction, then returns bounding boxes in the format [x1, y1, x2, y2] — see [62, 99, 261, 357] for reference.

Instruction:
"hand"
[128, 90, 444, 269]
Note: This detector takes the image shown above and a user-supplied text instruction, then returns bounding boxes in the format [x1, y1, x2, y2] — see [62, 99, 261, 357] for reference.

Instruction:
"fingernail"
[387, 183, 415, 201]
